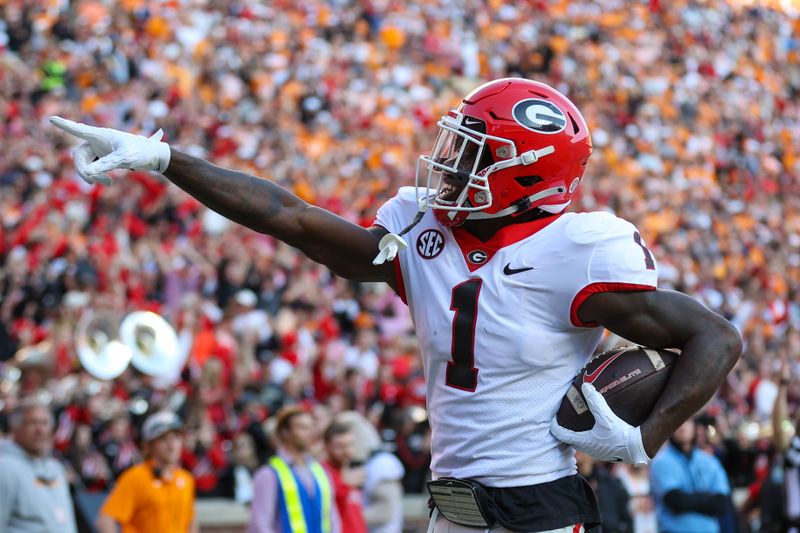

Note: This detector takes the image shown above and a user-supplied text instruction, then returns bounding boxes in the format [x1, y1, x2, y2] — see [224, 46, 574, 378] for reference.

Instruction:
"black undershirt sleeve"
[663, 489, 728, 516]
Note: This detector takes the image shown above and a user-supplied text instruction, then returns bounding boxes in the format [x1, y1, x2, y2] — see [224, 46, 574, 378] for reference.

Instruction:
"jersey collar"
[450, 214, 563, 272]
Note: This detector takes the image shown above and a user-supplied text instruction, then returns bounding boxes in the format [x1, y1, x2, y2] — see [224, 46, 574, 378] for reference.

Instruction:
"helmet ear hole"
[514, 176, 543, 188]
[477, 144, 495, 172]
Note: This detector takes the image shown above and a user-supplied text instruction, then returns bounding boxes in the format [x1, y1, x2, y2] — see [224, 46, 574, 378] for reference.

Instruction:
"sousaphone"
[120, 311, 181, 378]
[0, 339, 52, 402]
[75, 310, 132, 380]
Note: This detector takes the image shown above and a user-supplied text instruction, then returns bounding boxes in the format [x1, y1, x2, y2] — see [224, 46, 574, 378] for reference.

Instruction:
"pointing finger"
[49, 116, 94, 138]
[49, 116, 114, 154]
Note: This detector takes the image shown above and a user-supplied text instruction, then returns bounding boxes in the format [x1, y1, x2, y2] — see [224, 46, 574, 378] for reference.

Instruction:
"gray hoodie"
[0, 439, 77, 533]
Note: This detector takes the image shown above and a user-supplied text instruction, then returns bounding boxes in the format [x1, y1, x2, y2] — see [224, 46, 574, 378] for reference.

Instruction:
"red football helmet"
[416, 78, 592, 227]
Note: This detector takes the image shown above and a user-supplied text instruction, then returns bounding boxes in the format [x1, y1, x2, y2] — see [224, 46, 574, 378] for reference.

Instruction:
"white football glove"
[49, 116, 171, 185]
[372, 233, 408, 265]
[550, 382, 651, 466]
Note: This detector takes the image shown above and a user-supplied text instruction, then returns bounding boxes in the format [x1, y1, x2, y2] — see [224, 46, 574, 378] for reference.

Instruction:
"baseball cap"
[141, 411, 183, 442]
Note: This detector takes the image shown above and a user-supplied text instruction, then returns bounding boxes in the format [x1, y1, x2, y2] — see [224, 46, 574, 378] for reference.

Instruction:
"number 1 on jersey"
[447, 279, 482, 392]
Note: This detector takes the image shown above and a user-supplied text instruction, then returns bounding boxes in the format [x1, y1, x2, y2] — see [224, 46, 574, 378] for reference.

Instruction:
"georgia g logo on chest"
[417, 229, 445, 259]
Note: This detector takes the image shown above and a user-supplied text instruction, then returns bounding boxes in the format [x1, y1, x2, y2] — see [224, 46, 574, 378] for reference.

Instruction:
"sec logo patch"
[417, 229, 445, 259]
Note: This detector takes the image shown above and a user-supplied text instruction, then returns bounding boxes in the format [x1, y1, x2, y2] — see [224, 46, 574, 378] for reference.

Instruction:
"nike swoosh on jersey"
[583, 352, 625, 384]
[503, 263, 534, 275]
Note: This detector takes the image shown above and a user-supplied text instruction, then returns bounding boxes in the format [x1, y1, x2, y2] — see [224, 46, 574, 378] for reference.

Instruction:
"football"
[556, 345, 679, 432]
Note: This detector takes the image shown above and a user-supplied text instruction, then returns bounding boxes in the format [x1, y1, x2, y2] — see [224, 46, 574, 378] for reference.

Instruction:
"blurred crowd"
[1, 0, 800, 531]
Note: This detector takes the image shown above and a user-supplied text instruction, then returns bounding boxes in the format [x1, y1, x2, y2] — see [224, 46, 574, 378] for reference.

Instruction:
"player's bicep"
[579, 289, 720, 349]
[294, 206, 394, 284]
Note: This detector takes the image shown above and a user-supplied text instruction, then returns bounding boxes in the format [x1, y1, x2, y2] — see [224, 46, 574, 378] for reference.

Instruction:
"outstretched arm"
[164, 151, 393, 283]
[579, 289, 742, 457]
[48, 117, 394, 285]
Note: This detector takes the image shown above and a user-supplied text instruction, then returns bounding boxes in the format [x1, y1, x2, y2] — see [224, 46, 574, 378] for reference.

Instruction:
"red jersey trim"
[392, 256, 407, 305]
[570, 282, 656, 328]
[451, 214, 563, 273]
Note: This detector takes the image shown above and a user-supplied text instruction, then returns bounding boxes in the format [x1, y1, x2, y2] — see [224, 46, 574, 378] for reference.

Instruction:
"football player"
[50, 78, 742, 533]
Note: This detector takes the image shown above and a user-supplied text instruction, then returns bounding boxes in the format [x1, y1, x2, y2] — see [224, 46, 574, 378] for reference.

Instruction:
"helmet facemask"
[417, 114, 513, 220]
[417, 112, 559, 227]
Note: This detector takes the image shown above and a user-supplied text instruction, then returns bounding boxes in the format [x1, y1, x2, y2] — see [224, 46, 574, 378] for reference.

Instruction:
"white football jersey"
[375, 187, 658, 487]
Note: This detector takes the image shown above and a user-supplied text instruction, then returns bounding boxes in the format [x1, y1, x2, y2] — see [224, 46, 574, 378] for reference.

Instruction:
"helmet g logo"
[467, 250, 488, 264]
[512, 99, 567, 134]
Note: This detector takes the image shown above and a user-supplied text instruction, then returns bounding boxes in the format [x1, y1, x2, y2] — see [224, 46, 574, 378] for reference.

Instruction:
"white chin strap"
[493, 145, 556, 172]
[466, 185, 568, 220]
[458, 144, 561, 219]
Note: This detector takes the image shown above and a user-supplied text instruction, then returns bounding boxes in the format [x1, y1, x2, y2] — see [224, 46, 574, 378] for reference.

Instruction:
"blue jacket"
[649, 444, 730, 533]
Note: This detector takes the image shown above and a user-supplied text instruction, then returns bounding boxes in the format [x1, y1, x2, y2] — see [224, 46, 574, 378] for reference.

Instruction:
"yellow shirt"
[101, 462, 195, 533]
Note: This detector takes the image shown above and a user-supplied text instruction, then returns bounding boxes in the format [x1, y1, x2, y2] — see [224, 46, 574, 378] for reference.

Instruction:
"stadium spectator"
[96, 411, 197, 533]
[0, 397, 77, 533]
[338, 411, 404, 533]
[766, 355, 800, 532]
[615, 463, 657, 533]
[64, 422, 111, 491]
[217, 432, 260, 505]
[181, 414, 228, 497]
[575, 451, 633, 533]
[249, 405, 340, 533]
[650, 419, 732, 533]
[322, 421, 367, 533]
[394, 410, 431, 494]
[97, 413, 140, 480]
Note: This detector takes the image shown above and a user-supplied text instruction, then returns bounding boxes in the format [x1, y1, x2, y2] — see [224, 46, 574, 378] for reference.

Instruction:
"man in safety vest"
[249, 406, 340, 533]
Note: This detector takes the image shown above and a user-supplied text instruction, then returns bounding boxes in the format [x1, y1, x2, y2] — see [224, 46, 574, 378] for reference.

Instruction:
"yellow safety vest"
[269, 456, 332, 533]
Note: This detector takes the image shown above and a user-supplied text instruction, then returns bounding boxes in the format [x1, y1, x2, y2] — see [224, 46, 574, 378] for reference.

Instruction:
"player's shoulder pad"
[564, 211, 638, 245]
[395, 186, 427, 205]
[377, 186, 426, 222]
